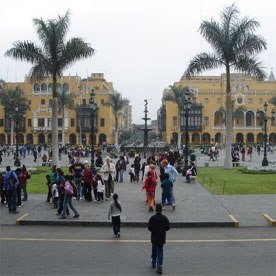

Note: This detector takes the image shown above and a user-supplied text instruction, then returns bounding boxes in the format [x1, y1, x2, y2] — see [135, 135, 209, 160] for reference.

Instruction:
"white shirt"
[97, 180, 104, 193]
[51, 184, 59, 197]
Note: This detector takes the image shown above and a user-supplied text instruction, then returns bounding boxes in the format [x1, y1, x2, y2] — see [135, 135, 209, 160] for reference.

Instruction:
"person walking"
[60, 175, 80, 219]
[100, 156, 116, 200]
[108, 193, 122, 238]
[142, 171, 157, 212]
[148, 203, 170, 275]
[161, 173, 173, 210]
[160, 160, 178, 210]
[134, 155, 141, 182]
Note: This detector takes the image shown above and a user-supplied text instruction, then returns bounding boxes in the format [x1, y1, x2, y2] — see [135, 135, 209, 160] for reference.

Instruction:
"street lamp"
[257, 102, 274, 166]
[182, 97, 192, 176]
[14, 106, 21, 167]
[89, 89, 97, 174]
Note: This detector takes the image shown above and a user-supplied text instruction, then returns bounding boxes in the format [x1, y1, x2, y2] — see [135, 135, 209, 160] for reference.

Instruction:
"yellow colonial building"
[158, 73, 276, 145]
[0, 73, 131, 145]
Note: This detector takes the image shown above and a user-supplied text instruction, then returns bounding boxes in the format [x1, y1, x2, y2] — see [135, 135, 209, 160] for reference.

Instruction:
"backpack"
[27, 172, 31, 179]
[9, 171, 18, 188]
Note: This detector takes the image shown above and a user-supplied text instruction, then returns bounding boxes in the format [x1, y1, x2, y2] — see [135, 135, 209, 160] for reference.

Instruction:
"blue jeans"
[61, 196, 79, 218]
[162, 193, 172, 206]
[119, 170, 124, 182]
[151, 244, 163, 269]
[7, 189, 17, 212]
[22, 182, 28, 200]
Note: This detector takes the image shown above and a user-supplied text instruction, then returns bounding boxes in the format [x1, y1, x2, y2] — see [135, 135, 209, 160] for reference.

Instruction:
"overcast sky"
[1, 0, 275, 123]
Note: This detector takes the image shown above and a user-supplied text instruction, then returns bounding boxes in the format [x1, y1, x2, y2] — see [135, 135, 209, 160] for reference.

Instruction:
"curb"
[18, 219, 235, 228]
[263, 214, 276, 226]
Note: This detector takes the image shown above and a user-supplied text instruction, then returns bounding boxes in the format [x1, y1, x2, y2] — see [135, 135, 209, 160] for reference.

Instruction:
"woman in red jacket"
[143, 172, 157, 212]
[83, 164, 93, 201]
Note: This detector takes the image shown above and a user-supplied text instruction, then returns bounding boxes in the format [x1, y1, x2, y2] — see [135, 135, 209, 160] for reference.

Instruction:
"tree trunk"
[224, 65, 233, 170]
[177, 110, 181, 149]
[52, 76, 59, 167]
[10, 119, 14, 147]
[62, 108, 65, 147]
[115, 114, 118, 146]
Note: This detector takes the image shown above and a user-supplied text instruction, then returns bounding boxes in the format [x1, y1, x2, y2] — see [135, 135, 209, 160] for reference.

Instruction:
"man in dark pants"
[4, 166, 19, 214]
[148, 203, 170, 275]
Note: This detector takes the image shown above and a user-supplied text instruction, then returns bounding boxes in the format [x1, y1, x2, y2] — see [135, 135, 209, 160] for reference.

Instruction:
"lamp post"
[14, 106, 21, 167]
[89, 89, 97, 174]
[183, 101, 192, 174]
[257, 103, 275, 166]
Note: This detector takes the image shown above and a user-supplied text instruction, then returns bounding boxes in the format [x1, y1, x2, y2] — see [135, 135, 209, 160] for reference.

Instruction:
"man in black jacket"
[148, 203, 170, 275]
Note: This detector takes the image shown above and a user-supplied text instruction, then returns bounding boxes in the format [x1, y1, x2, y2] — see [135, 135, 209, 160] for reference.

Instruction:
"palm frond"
[199, 20, 225, 55]
[5, 41, 43, 63]
[104, 92, 129, 115]
[233, 56, 267, 79]
[220, 3, 239, 33]
[185, 52, 223, 77]
[60, 38, 94, 69]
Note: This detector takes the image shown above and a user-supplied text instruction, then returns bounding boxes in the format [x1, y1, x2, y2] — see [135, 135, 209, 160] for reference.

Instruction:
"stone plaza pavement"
[0, 172, 275, 228]
[0, 148, 275, 227]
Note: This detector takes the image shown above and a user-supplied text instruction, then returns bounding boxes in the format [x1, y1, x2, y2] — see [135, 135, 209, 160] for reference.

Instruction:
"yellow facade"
[0, 73, 122, 145]
[161, 73, 276, 145]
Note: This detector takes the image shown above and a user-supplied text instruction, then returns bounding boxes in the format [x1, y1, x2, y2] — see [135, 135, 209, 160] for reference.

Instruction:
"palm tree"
[104, 91, 129, 145]
[0, 87, 29, 146]
[5, 11, 94, 167]
[185, 4, 267, 169]
[57, 88, 75, 147]
[163, 85, 191, 148]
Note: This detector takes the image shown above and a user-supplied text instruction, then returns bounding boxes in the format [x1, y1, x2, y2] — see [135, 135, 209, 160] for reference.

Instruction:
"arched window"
[48, 84, 52, 93]
[26, 134, 33, 144]
[246, 133, 254, 143]
[0, 134, 5, 144]
[215, 133, 223, 143]
[246, 111, 254, 127]
[202, 133, 211, 144]
[34, 84, 40, 92]
[99, 134, 107, 145]
[56, 83, 61, 93]
[69, 134, 76, 144]
[63, 83, 69, 92]
[41, 83, 47, 92]
[236, 133, 244, 143]
[38, 134, 45, 144]
[192, 133, 200, 144]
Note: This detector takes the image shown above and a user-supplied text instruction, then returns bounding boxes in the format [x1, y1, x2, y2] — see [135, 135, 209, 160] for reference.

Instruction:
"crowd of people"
[0, 164, 30, 214]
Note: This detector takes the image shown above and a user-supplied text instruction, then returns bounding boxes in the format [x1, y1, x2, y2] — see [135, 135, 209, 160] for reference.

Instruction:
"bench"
[232, 161, 240, 167]
[190, 175, 197, 182]
[42, 162, 52, 167]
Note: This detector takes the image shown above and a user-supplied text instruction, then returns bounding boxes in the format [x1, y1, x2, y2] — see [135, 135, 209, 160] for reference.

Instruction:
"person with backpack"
[4, 166, 19, 214]
[60, 175, 80, 219]
[148, 203, 171, 275]
[108, 193, 122, 238]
